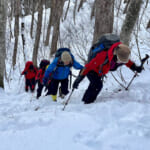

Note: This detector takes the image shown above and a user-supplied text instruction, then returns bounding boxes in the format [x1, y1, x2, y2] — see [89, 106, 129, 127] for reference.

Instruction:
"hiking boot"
[25, 87, 28, 92]
[59, 87, 65, 99]
[51, 95, 57, 102]
[60, 94, 65, 99]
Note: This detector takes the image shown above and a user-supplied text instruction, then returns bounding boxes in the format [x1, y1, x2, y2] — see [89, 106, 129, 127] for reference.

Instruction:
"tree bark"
[78, 0, 86, 12]
[30, 0, 35, 38]
[120, 0, 143, 45]
[32, 0, 43, 67]
[12, 0, 20, 69]
[0, 0, 7, 88]
[44, 0, 54, 46]
[147, 20, 150, 29]
[50, 0, 65, 56]
[93, 0, 114, 44]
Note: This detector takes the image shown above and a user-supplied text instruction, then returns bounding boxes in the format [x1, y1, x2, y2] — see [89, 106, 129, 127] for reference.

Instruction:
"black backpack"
[39, 59, 50, 70]
[87, 33, 120, 63]
[55, 48, 73, 67]
[55, 48, 71, 58]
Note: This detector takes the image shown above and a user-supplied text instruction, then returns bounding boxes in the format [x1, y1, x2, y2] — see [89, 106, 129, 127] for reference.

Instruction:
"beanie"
[116, 44, 131, 63]
[61, 51, 72, 63]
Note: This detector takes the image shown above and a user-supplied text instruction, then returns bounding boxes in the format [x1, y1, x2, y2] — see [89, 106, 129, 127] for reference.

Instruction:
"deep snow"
[1, 0, 150, 150]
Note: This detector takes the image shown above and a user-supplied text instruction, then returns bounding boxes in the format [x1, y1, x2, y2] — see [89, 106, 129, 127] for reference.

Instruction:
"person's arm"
[72, 57, 84, 70]
[43, 58, 58, 84]
[126, 60, 142, 73]
[73, 52, 107, 89]
[21, 70, 27, 75]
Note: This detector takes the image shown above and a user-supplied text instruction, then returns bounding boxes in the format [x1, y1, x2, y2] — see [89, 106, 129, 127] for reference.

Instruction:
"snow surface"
[1, 65, 150, 150]
[1, 0, 150, 150]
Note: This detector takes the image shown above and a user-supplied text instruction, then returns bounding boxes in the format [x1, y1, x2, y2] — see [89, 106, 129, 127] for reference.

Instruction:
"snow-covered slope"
[0, 65, 150, 150]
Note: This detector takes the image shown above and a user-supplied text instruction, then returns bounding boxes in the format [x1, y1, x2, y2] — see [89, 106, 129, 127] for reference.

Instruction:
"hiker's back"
[39, 59, 50, 70]
[87, 33, 120, 62]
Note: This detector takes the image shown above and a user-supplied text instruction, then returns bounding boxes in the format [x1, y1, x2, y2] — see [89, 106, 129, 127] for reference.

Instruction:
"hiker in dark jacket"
[21, 61, 37, 92]
[35, 59, 50, 99]
[73, 43, 143, 104]
[43, 48, 83, 101]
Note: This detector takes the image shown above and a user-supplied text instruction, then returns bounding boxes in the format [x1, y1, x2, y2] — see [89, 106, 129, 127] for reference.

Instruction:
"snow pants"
[36, 81, 44, 99]
[25, 78, 35, 92]
[82, 71, 103, 104]
[47, 78, 69, 96]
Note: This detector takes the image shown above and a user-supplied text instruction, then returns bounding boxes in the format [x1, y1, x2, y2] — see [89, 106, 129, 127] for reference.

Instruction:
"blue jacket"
[43, 56, 83, 82]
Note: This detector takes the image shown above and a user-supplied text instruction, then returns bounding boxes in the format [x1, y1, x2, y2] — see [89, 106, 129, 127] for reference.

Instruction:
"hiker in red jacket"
[73, 43, 143, 104]
[35, 59, 50, 99]
[21, 61, 37, 92]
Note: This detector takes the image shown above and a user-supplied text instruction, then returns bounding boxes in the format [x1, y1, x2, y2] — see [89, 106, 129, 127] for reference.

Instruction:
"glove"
[21, 71, 27, 75]
[73, 75, 85, 89]
[130, 64, 143, 73]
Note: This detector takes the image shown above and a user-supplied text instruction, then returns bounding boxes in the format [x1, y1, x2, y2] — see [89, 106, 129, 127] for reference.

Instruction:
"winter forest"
[0, 0, 150, 150]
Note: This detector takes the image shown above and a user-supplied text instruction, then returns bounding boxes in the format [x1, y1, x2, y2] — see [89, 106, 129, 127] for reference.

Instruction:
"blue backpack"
[87, 34, 120, 63]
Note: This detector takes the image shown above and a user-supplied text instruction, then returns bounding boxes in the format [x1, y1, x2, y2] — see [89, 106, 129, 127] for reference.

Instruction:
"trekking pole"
[69, 71, 72, 89]
[62, 89, 74, 111]
[111, 72, 127, 89]
[125, 54, 149, 90]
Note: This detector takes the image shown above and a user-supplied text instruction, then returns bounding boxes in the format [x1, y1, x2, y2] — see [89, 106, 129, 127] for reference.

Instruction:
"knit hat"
[61, 51, 72, 63]
[116, 44, 131, 63]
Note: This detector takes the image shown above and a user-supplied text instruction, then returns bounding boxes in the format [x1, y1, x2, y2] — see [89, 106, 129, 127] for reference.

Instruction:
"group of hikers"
[21, 33, 144, 104]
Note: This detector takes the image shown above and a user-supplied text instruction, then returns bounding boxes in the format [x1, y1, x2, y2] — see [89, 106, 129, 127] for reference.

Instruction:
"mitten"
[73, 75, 85, 89]
[130, 64, 143, 73]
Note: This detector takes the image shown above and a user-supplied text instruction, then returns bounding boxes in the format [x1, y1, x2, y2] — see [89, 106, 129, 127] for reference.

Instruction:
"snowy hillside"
[1, 0, 150, 150]
[1, 66, 150, 150]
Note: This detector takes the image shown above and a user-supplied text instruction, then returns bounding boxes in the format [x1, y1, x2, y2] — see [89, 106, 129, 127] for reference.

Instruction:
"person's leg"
[47, 79, 59, 95]
[36, 81, 44, 99]
[31, 78, 36, 92]
[25, 79, 30, 92]
[60, 78, 69, 98]
[28, 78, 35, 92]
[82, 71, 103, 104]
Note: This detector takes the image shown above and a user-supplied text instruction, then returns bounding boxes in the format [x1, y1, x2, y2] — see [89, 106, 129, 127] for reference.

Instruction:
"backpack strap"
[98, 53, 109, 74]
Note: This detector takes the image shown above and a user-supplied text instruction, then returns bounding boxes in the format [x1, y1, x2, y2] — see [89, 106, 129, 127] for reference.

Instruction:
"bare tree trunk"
[0, 0, 7, 88]
[147, 20, 150, 29]
[30, 0, 35, 38]
[44, 0, 54, 46]
[32, 0, 43, 67]
[91, 1, 95, 20]
[78, 0, 86, 12]
[50, 0, 65, 56]
[12, 0, 20, 69]
[120, 0, 143, 45]
[73, 0, 78, 24]
[50, 22, 60, 56]
[123, 0, 130, 14]
[93, 0, 114, 44]
[63, 0, 70, 21]
[21, 0, 25, 51]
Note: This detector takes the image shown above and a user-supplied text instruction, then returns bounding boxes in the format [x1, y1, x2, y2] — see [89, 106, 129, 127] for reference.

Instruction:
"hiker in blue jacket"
[43, 48, 83, 101]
